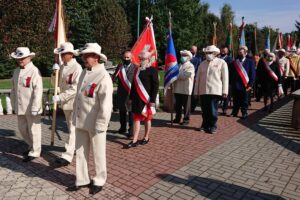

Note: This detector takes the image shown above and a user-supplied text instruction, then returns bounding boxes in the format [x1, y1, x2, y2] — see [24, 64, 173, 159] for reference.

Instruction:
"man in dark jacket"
[190, 45, 202, 113]
[112, 51, 136, 137]
[230, 46, 256, 119]
[220, 46, 233, 115]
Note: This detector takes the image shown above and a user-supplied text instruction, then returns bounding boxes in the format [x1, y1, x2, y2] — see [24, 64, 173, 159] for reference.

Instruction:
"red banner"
[131, 18, 157, 67]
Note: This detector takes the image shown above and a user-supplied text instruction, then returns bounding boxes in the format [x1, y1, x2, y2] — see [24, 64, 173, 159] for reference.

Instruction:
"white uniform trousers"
[17, 115, 42, 157]
[61, 110, 76, 162]
[75, 128, 107, 187]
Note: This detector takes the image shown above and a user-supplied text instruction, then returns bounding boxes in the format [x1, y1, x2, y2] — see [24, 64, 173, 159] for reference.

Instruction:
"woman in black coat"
[256, 53, 282, 112]
[127, 51, 159, 148]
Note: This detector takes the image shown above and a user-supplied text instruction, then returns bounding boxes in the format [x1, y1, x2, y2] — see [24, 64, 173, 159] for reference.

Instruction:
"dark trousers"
[119, 111, 133, 132]
[191, 84, 198, 112]
[174, 93, 191, 121]
[200, 95, 219, 129]
[232, 89, 249, 115]
[284, 77, 296, 95]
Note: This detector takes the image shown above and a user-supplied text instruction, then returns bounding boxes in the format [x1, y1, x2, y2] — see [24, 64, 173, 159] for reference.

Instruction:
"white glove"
[52, 63, 60, 70]
[31, 111, 38, 116]
[52, 95, 61, 103]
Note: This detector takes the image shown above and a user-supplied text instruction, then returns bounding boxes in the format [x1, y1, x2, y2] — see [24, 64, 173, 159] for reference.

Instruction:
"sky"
[204, 0, 300, 33]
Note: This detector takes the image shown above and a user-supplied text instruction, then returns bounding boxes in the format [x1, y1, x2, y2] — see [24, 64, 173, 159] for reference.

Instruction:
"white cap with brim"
[180, 50, 193, 59]
[203, 45, 220, 54]
[11, 47, 35, 59]
[77, 43, 107, 62]
[276, 48, 286, 53]
[54, 42, 78, 56]
[289, 46, 297, 52]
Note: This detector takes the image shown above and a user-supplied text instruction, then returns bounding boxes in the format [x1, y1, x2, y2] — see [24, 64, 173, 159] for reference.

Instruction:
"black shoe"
[241, 113, 248, 119]
[89, 184, 103, 195]
[23, 156, 36, 162]
[229, 113, 237, 117]
[55, 157, 70, 166]
[195, 127, 206, 132]
[126, 141, 138, 148]
[222, 109, 227, 116]
[172, 119, 180, 124]
[208, 128, 217, 134]
[22, 150, 30, 156]
[140, 138, 149, 145]
[180, 120, 189, 125]
[118, 128, 127, 134]
[66, 183, 91, 192]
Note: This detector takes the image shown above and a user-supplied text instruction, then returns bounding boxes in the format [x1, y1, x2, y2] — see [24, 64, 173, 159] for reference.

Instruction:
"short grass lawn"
[0, 78, 51, 89]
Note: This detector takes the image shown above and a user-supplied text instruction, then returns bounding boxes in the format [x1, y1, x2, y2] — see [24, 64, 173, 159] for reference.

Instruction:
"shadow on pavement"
[0, 135, 76, 187]
[237, 97, 300, 155]
[157, 174, 285, 200]
[0, 129, 16, 137]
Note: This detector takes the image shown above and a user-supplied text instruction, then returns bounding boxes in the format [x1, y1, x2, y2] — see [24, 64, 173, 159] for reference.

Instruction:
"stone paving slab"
[0, 97, 299, 199]
[140, 100, 300, 200]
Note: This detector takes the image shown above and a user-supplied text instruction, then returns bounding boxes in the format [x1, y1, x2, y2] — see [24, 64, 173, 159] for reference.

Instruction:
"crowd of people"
[8, 40, 300, 194]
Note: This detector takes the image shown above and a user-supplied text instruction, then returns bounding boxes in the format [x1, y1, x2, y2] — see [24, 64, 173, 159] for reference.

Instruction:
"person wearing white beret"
[10, 47, 43, 162]
[51, 42, 83, 166]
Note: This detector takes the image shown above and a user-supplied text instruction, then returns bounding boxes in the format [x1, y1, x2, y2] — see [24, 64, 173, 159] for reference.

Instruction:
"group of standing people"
[9, 42, 159, 194]
[8, 40, 300, 195]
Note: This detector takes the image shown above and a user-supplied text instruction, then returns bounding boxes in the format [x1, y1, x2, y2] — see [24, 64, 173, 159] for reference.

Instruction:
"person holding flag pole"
[229, 17, 256, 119]
[126, 17, 159, 148]
[49, 0, 67, 146]
[51, 42, 83, 166]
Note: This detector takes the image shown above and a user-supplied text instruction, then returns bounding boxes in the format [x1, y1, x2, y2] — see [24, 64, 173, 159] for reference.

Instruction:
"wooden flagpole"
[51, 0, 66, 146]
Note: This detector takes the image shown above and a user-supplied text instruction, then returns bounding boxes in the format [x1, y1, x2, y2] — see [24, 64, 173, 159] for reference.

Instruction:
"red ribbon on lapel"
[68, 73, 73, 84]
[26, 77, 31, 87]
[88, 83, 97, 97]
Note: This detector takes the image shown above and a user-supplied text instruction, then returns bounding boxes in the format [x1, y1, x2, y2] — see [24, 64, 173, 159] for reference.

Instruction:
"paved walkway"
[0, 97, 299, 199]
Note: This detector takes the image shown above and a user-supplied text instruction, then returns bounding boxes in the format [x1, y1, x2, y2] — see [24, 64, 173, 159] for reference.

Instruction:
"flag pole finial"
[168, 10, 172, 29]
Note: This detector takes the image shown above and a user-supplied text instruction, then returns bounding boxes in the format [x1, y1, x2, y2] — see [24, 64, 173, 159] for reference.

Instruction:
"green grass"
[0, 78, 51, 89]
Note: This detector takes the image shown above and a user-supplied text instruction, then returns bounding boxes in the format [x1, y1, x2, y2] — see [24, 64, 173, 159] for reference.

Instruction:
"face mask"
[123, 59, 131, 65]
[180, 56, 187, 63]
[290, 52, 295, 56]
[206, 54, 215, 61]
[266, 57, 273, 62]
[237, 55, 245, 60]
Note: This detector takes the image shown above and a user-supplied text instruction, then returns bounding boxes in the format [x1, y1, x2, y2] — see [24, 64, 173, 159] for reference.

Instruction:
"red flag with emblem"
[131, 17, 158, 67]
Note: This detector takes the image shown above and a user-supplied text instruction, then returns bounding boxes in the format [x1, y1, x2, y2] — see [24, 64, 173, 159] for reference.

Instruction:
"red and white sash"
[288, 57, 298, 76]
[263, 61, 278, 82]
[118, 66, 131, 94]
[233, 60, 249, 88]
[134, 68, 156, 117]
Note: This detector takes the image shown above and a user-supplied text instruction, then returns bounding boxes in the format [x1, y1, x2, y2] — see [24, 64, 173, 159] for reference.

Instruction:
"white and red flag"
[131, 17, 157, 67]
[49, 0, 66, 48]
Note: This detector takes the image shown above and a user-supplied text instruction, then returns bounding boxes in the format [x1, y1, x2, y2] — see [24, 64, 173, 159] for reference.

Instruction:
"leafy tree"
[91, 0, 132, 60]
[64, 0, 96, 48]
[0, 0, 54, 78]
